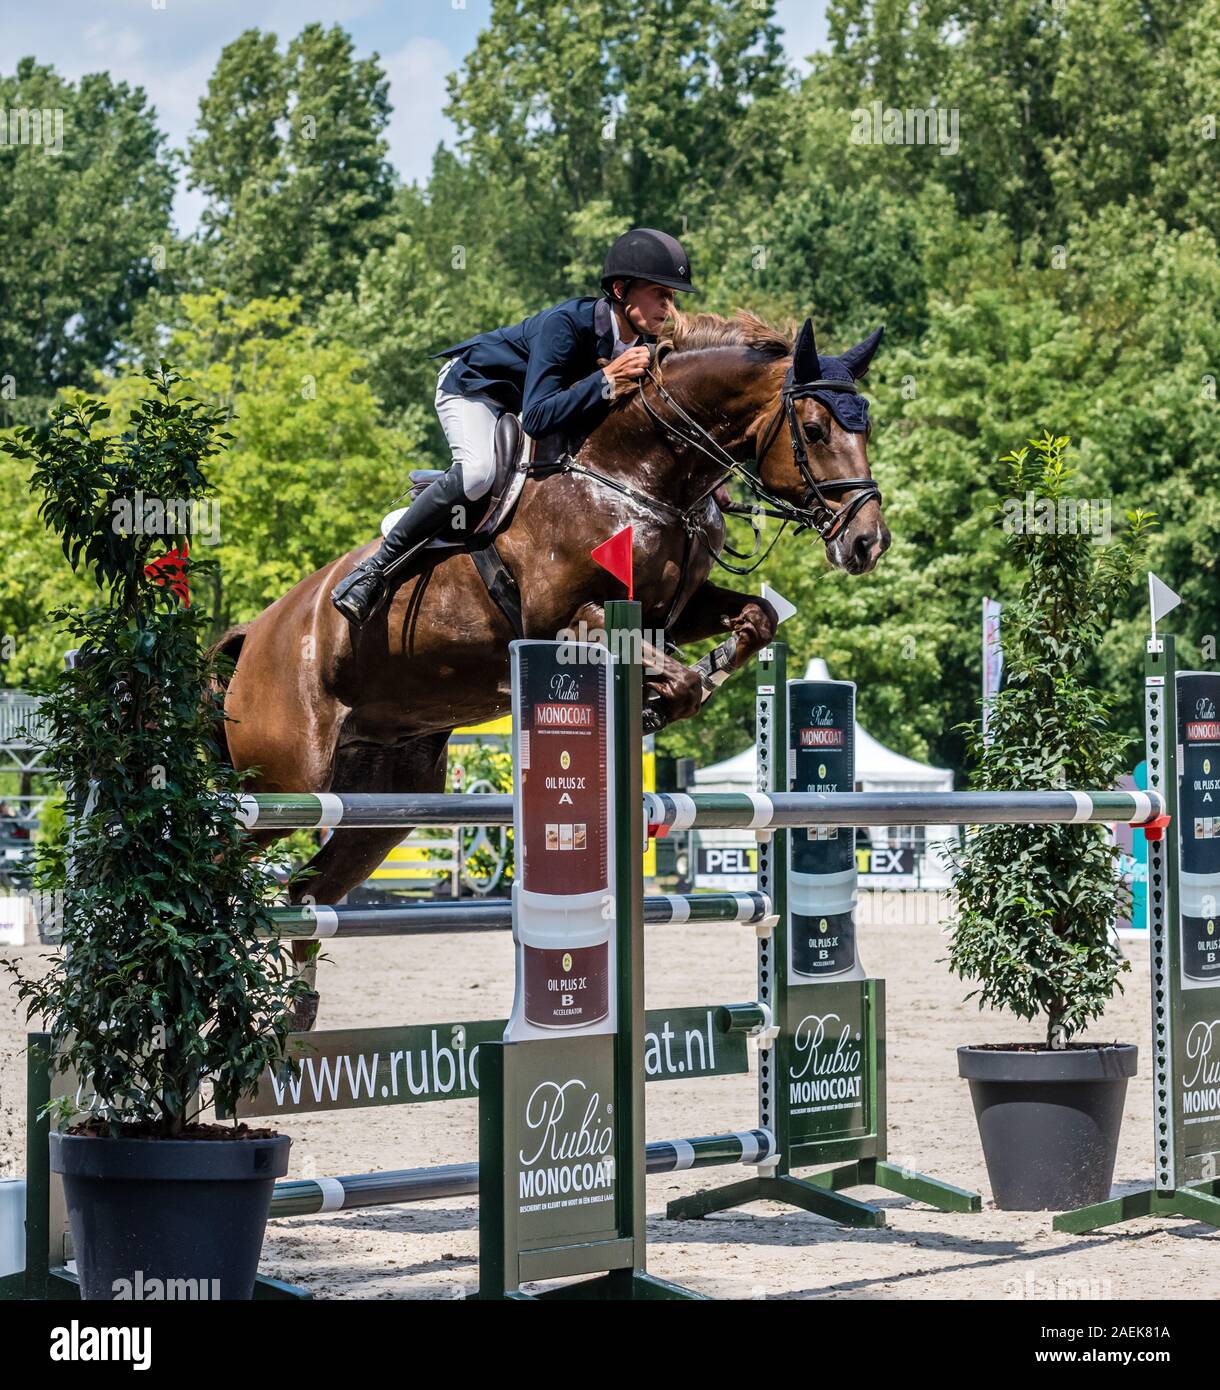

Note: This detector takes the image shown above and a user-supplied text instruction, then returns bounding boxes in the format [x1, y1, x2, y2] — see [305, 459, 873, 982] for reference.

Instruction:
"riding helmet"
[601, 228, 695, 295]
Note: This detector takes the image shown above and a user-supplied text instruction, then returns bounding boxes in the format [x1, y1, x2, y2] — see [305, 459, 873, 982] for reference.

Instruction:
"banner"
[982, 597, 1002, 735]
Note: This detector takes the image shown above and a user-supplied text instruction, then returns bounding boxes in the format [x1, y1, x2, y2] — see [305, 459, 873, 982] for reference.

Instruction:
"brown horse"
[220, 311, 888, 938]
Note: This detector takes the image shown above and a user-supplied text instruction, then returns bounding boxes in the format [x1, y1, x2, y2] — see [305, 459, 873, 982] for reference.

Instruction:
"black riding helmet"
[601, 228, 695, 296]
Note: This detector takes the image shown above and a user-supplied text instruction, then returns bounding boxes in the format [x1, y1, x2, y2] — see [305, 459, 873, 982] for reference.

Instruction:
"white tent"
[692, 658, 957, 888]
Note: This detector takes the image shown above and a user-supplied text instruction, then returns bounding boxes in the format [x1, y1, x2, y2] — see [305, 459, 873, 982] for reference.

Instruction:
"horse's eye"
[803, 421, 827, 446]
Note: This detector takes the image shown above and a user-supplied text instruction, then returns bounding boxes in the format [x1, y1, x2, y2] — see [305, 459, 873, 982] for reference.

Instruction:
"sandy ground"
[3, 893, 1217, 1300]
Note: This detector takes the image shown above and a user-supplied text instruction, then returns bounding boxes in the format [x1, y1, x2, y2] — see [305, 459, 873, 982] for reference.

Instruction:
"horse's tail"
[207, 624, 249, 767]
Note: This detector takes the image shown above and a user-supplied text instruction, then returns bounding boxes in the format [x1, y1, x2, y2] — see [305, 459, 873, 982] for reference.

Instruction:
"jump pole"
[242, 790, 1158, 832]
[263, 890, 775, 938]
[271, 1132, 777, 1218]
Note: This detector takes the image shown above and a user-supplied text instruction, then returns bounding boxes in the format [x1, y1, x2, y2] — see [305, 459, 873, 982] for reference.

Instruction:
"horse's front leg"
[622, 582, 779, 730]
[667, 581, 778, 670]
[569, 602, 705, 724]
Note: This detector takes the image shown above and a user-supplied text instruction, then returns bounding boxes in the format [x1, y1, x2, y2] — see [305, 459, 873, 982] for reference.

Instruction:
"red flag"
[591, 525, 633, 600]
[144, 543, 190, 606]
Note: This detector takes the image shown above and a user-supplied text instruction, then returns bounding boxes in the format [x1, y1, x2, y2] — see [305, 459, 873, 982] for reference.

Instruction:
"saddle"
[381, 413, 528, 548]
[378, 413, 531, 633]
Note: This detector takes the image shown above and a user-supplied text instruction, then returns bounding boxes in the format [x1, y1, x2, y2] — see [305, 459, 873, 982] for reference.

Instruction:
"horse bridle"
[748, 367, 882, 541]
[635, 358, 882, 547]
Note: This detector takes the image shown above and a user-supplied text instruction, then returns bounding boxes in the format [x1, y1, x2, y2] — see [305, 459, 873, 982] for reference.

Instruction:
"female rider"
[331, 227, 695, 625]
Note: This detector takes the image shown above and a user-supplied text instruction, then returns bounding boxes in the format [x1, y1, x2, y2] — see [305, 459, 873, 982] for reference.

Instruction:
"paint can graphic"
[510, 641, 614, 1032]
[788, 677, 862, 981]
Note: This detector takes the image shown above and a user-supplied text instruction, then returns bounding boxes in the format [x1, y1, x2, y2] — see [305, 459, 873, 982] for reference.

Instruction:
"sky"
[4, 0, 830, 232]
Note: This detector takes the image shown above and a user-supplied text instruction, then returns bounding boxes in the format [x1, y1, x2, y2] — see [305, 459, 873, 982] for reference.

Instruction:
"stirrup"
[331, 557, 383, 603]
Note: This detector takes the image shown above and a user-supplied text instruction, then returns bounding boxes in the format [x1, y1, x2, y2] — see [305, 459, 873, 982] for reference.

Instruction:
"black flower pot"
[50, 1131, 290, 1300]
[957, 1044, 1137, 1211]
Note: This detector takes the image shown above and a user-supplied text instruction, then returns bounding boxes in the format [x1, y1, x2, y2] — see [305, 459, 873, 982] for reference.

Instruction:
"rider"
[331, 227, 696, 624]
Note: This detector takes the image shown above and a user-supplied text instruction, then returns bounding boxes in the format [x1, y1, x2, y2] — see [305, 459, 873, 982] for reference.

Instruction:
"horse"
[218, 311, 889, 1018]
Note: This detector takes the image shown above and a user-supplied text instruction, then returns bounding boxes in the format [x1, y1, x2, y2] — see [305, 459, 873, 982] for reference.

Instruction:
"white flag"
[760, 582, 798, 626]
[1148, 572, 1181, 625]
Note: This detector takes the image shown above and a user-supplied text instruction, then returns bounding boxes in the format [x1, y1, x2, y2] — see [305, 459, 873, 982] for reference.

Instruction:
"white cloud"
[80, 21, 147, 66]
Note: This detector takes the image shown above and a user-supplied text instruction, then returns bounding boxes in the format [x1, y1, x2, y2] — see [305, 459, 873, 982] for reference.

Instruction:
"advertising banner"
[508, 639, 614, 1038]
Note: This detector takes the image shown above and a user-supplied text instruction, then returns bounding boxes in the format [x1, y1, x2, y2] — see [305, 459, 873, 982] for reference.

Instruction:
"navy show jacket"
[434, 296, 654, 443]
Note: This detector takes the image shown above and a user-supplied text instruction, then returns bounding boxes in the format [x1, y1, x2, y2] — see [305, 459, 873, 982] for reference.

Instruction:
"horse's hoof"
[289, 989, 320, 1033]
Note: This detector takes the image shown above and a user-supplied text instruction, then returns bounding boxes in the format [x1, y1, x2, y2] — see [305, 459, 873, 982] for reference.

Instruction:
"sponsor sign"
[1178, 673, 1220, 985]
[856, 844, 916, 877]
[694, 842, 758, 890]
[1175, 671, 1220, 1174]
[232, 1007, 748, 1117]
[781, 981, 870, 1147]
[511, 641, 613, 1033]
[507, 1036, 619, 1249]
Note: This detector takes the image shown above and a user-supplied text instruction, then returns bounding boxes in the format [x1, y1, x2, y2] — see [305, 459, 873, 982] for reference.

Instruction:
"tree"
[947, 435, 1151, 1045]
[0, 58, 174, 412]
[105, 294, 416, 634]
[320, 176, 529, 433]
[4, 369, 304, 1134]
[444, 0, 789, 301]
[814, 1, 1065, 253]
[188, 24, 395, 307]
[0, 294, 413, 678]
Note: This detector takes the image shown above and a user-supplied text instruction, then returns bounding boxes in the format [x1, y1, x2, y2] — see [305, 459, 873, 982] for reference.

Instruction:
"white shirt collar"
[610, 308, 639, 358]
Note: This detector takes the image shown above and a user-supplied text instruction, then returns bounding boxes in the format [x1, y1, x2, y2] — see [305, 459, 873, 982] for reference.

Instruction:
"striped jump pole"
[263, 891, 775, 939]
[270, 1130, 777, 1218]
[644, 788, 1165, 832]
[239, 787, 1164, 833]
[236, 792, 514, 829]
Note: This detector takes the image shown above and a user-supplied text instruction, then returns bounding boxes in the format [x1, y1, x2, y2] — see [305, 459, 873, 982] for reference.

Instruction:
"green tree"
[4, 369, 304, 1132]
[947, 435, 1152, 1045]
[0, 293, 413, 677]
[445, 0, 789, 301]
[813, 1, 1064, 252]
[1048, 1, 1220, 242]
[321, 179, 529, 432]
[0, 58, 174, 412]
[106, 294, 416, 633]
[188, 24, 395, 307]
[695, 173, 942, 345]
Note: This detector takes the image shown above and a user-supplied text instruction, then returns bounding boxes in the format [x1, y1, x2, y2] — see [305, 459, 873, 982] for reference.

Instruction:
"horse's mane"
[663, 309, 793, 359]
[607, 308, 793, 413]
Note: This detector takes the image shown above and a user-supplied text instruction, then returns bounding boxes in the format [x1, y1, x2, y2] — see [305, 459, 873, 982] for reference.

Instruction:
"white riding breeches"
[434, 359, 501, 501]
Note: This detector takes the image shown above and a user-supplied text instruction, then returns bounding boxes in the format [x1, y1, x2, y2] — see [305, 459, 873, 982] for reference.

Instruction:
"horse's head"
[754, 319, 890, 575]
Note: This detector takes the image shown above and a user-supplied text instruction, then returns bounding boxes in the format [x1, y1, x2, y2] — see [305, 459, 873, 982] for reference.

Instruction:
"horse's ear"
[841, 325, 885, 380]
[792, 318, 819, 382]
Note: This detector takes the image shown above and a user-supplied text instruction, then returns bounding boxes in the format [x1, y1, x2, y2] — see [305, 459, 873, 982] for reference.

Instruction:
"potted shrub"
[2, 369, 306, 1299]
[949, 433, 1153, 1210]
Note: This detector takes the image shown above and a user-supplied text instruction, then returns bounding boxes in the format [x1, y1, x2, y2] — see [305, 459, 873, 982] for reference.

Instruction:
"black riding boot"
[332, 467, 476, 625]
